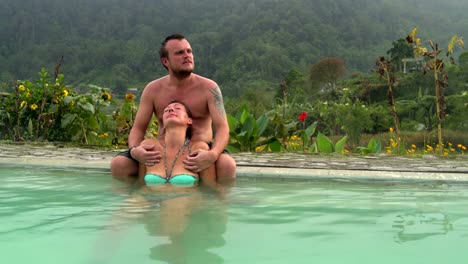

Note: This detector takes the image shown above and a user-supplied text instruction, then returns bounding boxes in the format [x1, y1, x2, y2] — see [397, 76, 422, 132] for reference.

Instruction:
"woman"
[94, 104, 221, 255]
[137, 100, 216, 189]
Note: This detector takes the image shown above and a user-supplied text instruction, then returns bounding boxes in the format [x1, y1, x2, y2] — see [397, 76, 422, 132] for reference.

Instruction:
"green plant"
[2, 68, 76, 141]
[336, 101, 373, 146]
[312, 132, 348, 154]
[227, 105, 278, 152]
[374, 56, 401, 138]
[406, 28, 464, 152]
[111, 92, 138, 145]
[265, 98, 304, 151]
[357, 138, 382, 155]
[294, 111, 318, 152]
[61, 85, 114, 144]
[384, 127, 407, 155]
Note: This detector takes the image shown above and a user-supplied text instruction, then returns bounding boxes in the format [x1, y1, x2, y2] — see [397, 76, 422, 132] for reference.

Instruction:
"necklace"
[163, 138, 191, 180]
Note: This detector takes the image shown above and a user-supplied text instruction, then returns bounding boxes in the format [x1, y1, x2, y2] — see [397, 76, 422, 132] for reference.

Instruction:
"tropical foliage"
[1, 0, 468, 156]
[406, 28, 465, 152]
[1, 0, 468, 98]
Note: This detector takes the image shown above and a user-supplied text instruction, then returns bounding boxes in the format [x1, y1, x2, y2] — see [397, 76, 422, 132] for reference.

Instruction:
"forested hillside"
[1, 0, 467, 97]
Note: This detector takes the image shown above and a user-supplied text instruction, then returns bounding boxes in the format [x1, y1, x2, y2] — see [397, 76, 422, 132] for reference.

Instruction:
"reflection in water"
[392, 212, 453, 243]
[92, 178, 468, 263]
[93, 181, 228, 264]
[139, 188, 227, 264]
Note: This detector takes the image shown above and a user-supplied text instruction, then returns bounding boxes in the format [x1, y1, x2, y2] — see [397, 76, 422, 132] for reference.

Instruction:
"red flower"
[298, 111, 308, 122]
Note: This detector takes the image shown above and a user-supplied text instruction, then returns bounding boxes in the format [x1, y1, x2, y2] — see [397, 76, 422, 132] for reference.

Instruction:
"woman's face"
[163, 102, 192, 127]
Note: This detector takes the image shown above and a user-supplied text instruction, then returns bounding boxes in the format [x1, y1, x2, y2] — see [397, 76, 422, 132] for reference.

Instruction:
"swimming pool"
[1, 164, 468, 263]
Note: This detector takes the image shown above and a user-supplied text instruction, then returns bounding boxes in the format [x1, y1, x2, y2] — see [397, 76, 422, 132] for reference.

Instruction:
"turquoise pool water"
[1, 164, 468, 264]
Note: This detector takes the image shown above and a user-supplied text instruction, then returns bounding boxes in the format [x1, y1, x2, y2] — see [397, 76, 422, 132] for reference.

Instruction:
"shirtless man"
[110, 34, 236, 183]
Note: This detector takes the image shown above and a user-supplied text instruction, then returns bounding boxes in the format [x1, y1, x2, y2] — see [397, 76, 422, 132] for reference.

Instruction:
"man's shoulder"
[193, 74, 218, 88]
[145, 76, 169, 90]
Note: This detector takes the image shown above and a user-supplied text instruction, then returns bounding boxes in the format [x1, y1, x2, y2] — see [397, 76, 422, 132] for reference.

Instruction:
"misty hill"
[1, 0, 467, 97]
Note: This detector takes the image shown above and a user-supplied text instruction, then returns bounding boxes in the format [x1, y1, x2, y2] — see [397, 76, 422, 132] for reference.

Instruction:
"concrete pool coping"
[1, 143, 468, 182]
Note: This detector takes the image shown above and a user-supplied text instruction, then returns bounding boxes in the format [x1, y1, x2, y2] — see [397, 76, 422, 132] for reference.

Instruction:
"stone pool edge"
[2, 158, 468, 183]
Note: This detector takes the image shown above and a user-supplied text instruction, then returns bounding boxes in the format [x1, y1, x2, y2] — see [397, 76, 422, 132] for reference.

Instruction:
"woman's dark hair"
[167, 100, 192, 139]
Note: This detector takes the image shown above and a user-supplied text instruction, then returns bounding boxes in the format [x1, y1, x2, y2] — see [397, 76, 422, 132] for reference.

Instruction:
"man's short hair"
[159, 33, 186, 60]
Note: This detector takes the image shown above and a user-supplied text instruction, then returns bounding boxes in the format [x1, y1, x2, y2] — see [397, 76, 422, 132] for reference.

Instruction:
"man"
[110, 34, 236, 182]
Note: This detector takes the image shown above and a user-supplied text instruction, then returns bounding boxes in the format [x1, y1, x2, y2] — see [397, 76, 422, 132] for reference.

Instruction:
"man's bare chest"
[153, 90, 208, 118]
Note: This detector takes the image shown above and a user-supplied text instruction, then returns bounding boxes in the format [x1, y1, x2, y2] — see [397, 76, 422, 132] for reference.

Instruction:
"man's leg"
[110, 155, 138, 183]
[215, 153, 236, 185]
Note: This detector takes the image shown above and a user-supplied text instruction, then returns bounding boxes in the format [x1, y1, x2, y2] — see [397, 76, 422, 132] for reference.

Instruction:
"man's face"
[163, 39, 194, 75]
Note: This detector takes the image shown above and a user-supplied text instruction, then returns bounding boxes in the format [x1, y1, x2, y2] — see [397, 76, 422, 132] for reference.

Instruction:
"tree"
[406, 28, 464, 151]
[309, 57, 346, 95]
[276, 68, 307, 102]
[459, 51, 468, 68]
[386, 38, 414, 72]
[374, 56, 401, 139]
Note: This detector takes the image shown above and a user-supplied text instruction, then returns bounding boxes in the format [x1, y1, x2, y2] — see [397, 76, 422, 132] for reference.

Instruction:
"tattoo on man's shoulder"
[210, 86, 226, 118]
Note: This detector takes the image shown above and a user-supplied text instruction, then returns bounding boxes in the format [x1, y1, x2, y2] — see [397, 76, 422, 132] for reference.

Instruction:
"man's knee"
[216, 154, 236, 179]
[110, 155, 138, 180]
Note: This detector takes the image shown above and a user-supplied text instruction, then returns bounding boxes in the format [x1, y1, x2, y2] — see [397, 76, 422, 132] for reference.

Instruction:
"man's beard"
[173, 69, 192, 79]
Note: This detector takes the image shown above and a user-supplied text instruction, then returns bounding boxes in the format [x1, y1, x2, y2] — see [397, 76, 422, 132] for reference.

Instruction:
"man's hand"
[131, 144, 162, 166]
[183, 149, 217, 173]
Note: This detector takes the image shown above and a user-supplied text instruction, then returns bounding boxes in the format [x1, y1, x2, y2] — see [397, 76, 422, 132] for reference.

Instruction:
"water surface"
[1, 165, 468, 263]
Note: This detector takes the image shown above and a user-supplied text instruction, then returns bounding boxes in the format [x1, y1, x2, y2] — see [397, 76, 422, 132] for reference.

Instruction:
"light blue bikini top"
[144, 173, 198, 187]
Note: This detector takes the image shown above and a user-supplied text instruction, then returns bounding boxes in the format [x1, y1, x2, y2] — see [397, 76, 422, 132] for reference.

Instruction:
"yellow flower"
[389, 127, 394, 133]
[411, 144, 416, 149]
[153, 131, 158, 136]
[20, 101, 26, 108]
[19, 84, 26, 91]
[125, 93, 135, 101]
[457, 144, 463, 148]
[462, 146, 467, 151]
[62, 89, 69, 97]
[26, 92, 31, 97]
[30, 104, 38, 110]
[98, 132, 110, 138]
[100, 92, 111, 101]
[386, 147, 392, 154]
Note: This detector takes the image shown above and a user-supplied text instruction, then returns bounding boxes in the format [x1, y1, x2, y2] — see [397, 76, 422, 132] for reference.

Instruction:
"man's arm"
[129, 86, 154, 147]
[207, 85, 230, 158]
[184, 84, 229, 172]
[128, 85, 161, 166]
